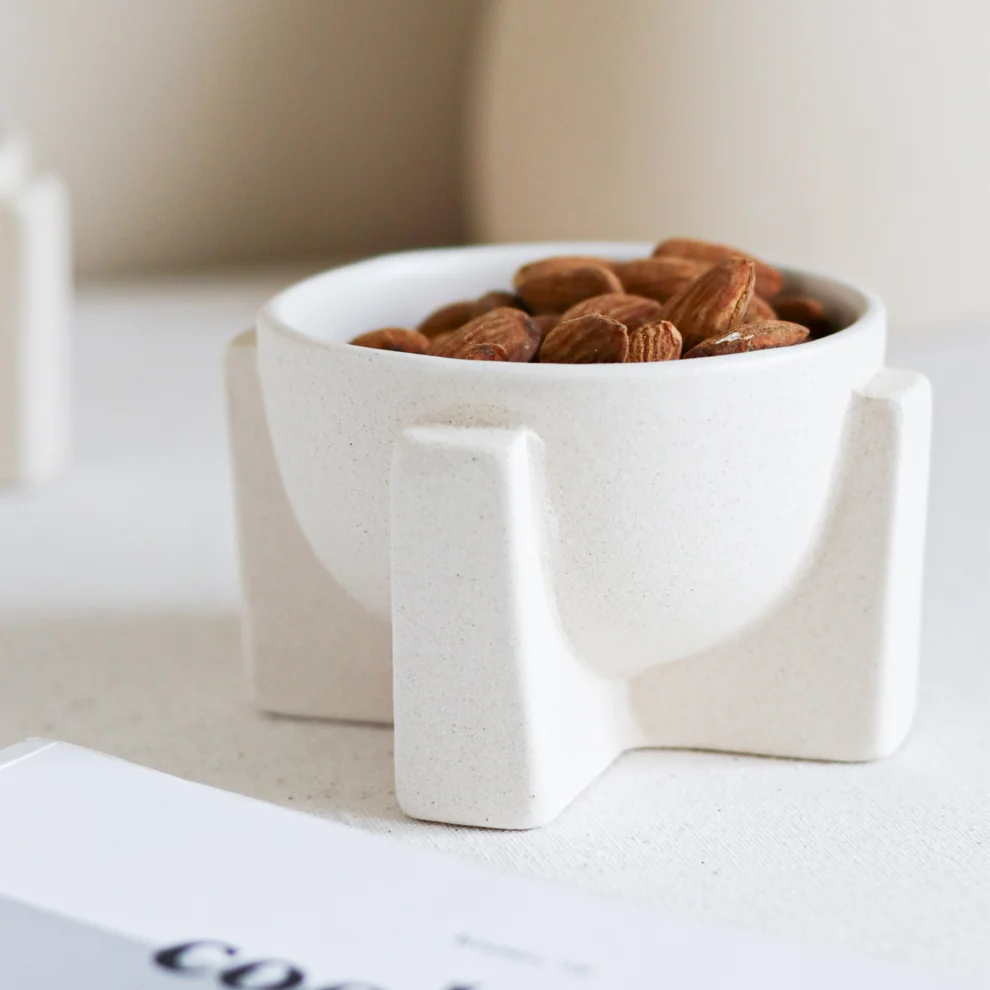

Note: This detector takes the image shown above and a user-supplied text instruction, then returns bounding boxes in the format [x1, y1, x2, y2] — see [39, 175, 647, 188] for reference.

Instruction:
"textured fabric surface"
[0, 272, 986, 977]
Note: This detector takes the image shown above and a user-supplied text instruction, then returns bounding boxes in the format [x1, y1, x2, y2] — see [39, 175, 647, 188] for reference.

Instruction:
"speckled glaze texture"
[233, 243, 932, 829]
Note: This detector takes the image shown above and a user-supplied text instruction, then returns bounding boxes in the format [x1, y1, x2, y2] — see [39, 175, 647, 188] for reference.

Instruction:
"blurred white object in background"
[0, 0, 480, 276]
[470, 0, 990, 333]
[0, 131, 71, 486]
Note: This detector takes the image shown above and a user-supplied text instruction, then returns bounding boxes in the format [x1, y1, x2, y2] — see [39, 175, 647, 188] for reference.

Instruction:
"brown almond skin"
[431, 307, 541, 362]
[660, 258, 755, 352]
[531, 313, 561, 338]
[426, 331, 454, 354]
[516, 264, 624, 314]
[653, 237, 784, 299]
[559, 292, 664, 332]
[745, 295, 777, 322]
[613, 257, 707, 303]
[627, 321, 682, 361]
[417, 300, 479, 338]
[512, 255, 615, 290]
[349, 328, 430, 354]
[539, 314, 629, 364]
[683, 320, 809, 358]
[461, 342, 509, 361]
[773, 296, 832, 337]
[476, 290, 518, 311]
[419, 292, 526, 338]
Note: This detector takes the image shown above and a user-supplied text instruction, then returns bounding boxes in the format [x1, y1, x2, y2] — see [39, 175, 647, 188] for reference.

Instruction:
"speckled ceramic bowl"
[240, 242, 933, 828]
[257, 242, 880, 675]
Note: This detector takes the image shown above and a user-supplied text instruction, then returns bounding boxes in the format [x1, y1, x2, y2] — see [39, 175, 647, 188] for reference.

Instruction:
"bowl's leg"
[630, 368, 933, 761]
[225, 331, 392, 722]
[391, 426, 629, 829]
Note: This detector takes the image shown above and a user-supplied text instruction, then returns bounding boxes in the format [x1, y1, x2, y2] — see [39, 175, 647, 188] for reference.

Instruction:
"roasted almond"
[418, 291, 525, 338]
[426, 331, 454, 354]
[744, 295, 777, 322]
[516, 264, 624, 314]
[683, 320, 809, 358]
[559, 292, 665, 332]
[653, 237, 784, 299]
[612, 257, 707, 303]
[349, 328, 430, 354]
[512, 255, 615, 289]
[627, 321, 682, 362]
[539, 314, 629, 364]
[430, 307, 541, 362]
[660, 258, 755, 351]
[476, 290, 518, 311]
[531, 313, 561, 338]
[416, 300, 479, 338]
[773, 296, 832, 337]
[461, 342, 509, 361]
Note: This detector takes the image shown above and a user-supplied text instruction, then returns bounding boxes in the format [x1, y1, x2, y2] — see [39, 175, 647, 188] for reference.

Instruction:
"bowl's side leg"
[225, 330, 392, 722]
[391, 426, 630, 829]
[630, 368, 933, 761]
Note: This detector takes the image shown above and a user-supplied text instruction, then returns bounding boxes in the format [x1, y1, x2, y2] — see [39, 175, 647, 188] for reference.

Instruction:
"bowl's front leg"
[391, 426, 629, 829]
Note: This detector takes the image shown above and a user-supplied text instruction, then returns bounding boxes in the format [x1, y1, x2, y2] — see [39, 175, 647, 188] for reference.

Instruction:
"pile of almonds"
[349, 238, 836, 363]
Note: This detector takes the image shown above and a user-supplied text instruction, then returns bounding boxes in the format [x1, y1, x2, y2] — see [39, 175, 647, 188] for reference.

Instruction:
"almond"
[653, 237, 784, 299]
[773, 296, 832, 337]
[627, 321, 682, 361]
[539, 314, 629, 364]
[683, 320, 809, 358]
[476, 290, 519, 311]
[531, 313, 561, 338]
[430, 307, 541, 362]
[417, 290, 525, 338]
[349, 328, 430, 354]
[744, 295, 777, 322]
[660, 258, 755, 351]
[417, 300, 479, 338]
[516, 264, 624, 314]
[426, 331, 454, 354]
[612, 257, 707, 303]
[512, 255, 616, 289]
[461, 342, 509, 361]
[559, 292, 665, 332]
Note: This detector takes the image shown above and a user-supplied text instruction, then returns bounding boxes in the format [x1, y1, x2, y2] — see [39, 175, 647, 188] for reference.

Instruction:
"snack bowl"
[233, 242, 931, 828]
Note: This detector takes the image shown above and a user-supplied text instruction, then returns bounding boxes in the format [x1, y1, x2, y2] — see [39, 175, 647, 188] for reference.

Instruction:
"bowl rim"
[258, 241, 886, 378]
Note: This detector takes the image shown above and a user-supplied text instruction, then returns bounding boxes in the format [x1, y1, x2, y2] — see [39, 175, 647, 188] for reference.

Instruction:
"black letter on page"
[154, 940, 238, 974]
[220, 959, 306, 988]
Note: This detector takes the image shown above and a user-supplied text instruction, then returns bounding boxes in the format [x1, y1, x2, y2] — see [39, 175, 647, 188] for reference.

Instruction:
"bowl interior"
[268, 242, 875, 349]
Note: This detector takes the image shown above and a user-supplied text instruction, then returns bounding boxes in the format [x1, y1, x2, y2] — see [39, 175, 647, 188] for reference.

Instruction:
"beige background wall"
[2, 0, 988, 333]
[0, 0, 483, 275]
[470, 0, 990, 333]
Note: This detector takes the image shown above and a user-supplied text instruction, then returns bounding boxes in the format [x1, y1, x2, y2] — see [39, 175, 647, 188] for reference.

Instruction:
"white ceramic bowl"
[257, 242, 882, 677]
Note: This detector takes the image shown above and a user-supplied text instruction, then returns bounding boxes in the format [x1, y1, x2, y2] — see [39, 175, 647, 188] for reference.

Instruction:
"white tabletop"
[1, 268, 987, 978]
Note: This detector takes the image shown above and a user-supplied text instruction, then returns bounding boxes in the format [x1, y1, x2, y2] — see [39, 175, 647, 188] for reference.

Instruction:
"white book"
[0, 740, 975, 989]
